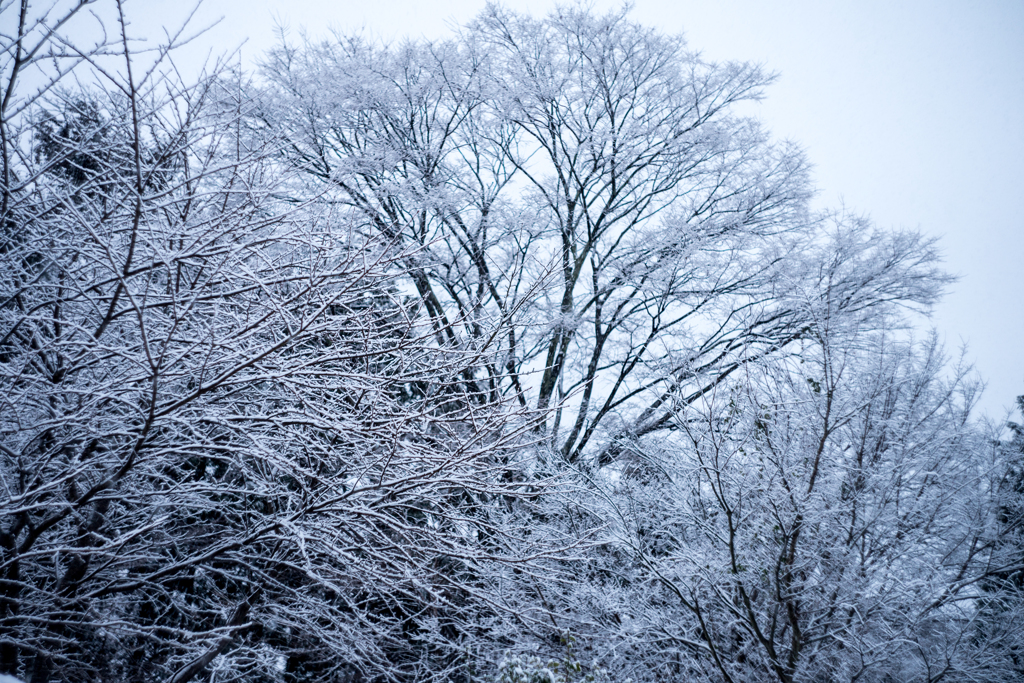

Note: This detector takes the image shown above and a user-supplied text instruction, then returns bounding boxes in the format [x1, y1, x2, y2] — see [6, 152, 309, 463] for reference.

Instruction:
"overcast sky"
[46, 0, 1024, 420]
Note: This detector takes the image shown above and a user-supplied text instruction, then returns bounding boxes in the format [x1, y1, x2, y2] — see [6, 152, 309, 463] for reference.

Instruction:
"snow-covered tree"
[0, 3, 549, 681]
[258, 5, 949, 474]
[2, 2, 1018, 682]
[606, 334, 1014, 681]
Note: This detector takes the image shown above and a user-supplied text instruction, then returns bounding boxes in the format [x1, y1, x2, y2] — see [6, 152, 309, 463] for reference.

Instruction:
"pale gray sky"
[58, 0, 1024, 419]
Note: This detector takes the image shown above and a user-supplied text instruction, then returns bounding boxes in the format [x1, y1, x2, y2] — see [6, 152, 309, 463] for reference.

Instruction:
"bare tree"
[605, 317, 1019, 682]
[254, 6, 994, 681]
[0, 3, 548, 681]
[3, 3, 1013, 682]
[258, 6, 950, 474]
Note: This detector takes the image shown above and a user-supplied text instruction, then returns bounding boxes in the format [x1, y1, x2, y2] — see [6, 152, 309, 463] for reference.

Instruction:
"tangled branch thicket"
[1, 2, 1021, 682]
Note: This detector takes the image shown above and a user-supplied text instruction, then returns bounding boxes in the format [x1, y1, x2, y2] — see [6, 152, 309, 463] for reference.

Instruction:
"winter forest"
[1, 1, 1022, 682]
